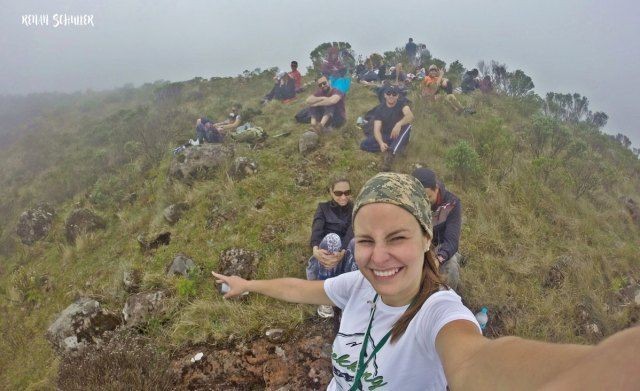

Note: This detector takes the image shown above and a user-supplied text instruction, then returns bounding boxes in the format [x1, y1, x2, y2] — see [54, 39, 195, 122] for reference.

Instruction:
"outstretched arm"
[437, 320, 640, 390]
[211, 271, 333, 305]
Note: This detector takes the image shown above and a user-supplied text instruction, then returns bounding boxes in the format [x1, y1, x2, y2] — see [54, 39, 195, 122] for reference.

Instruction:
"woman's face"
[331, 181, 352, 207]
[354, 203, 430, 307]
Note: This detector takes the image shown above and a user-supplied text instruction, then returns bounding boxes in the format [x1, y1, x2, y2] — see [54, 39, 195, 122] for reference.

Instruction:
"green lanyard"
[349, 294, 416, 390]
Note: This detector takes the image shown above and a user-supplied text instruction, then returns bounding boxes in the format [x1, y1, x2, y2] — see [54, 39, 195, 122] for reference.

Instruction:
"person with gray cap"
[360, 84, 413, 171]
[412, 167, 462, 290]
[212, 172, 640, 390]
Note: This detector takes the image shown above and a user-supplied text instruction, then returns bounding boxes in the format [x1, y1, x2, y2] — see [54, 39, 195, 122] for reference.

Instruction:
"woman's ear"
[422, 235, 432, 253]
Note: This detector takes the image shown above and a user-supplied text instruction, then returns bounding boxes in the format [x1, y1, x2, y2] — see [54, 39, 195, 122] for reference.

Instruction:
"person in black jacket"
[307, 176, 357, 318]
[412, 168, 462, 290]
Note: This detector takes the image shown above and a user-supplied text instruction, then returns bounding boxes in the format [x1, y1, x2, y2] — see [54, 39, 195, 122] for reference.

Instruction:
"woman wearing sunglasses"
[213, 172, 640, 390]
[306, 176, 357, 318]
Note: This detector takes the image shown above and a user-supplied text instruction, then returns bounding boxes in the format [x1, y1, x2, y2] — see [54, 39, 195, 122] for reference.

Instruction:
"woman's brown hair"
[389, 240, 445, 343]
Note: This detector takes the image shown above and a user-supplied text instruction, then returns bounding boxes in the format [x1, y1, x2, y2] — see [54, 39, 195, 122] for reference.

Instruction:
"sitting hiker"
[360, 85, 413, 171]
[422, 65, 473, 114]
[263, 72, 296, 103]
[307, 176, 357, 318]
[288, 60, 303, 92]
[389, 63, 407, 84]
[479, 75, 493, 93]
[192, 116, 227, 143]
[304, 75, 346, 133]
[412, 167, 462, 290]
[213, 103, 242, 134]
[461, 68, 480, 93]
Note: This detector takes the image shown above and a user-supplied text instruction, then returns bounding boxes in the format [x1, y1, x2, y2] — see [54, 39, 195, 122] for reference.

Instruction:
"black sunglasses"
[318, 81, 328, 87]
[333, 190, 352, 197]
[385, 91, 399, 96]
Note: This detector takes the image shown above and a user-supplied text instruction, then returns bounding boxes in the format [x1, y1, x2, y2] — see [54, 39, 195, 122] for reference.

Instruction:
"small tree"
[587, 111, 608, 128]
[447, 60, 466, 85]
[506, 69, 535, 97]
[445, 141, 482, 184]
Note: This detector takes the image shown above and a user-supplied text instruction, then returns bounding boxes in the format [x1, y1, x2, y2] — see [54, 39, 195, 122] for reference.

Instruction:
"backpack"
[230, 124, 267, 143]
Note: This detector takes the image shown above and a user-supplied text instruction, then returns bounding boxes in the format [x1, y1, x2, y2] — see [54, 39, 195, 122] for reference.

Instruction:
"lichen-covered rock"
[64, 208, 106, 243]
[166, 253, 197, 277]
[218, 248, 260, 280]
[46, 298, 121, 355]
[298, 131, 319, 155]
[16, 203, 55, 245]
[228, 157, 258, 180]
[170, 144, 234, 182]
[122, 291, 166, 327]
[123, 269, 142, 293]
[137, 231, 171, 251]
[163, 202, 189, 224]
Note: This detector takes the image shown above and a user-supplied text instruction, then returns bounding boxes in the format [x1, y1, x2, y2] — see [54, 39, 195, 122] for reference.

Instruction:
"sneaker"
[189, 139, 200, 146]
[317, 305, 335, 318]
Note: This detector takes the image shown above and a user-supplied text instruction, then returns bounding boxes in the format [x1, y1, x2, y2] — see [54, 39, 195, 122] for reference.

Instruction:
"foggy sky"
[1, 0, 639, 145]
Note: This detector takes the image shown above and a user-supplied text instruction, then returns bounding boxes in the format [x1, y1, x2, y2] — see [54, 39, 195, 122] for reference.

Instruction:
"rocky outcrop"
[16, 203, 55, 245]
[122, 291, 166, 327]
[46, 298, 121, 354]
[171, 322, 334, 390]
[166, 253, 197, 277]
[163, 202, 189, 224]
[137, 231, 171, 251]
[64, 208, 106, 243]
[123, 269, 143, 293]
[218, 248, 260, 280]
[228, 157, 258, 180]
[298, 131, 319, 154]
[170, 144, 234, 182]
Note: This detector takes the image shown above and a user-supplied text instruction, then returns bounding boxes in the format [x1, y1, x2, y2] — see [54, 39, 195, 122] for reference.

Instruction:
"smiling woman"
[212, 172, 640, 390]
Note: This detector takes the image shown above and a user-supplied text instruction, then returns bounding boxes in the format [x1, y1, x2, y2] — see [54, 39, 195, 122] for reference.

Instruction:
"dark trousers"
[309, 105, 345, 128]
[360, 124, 411, 155]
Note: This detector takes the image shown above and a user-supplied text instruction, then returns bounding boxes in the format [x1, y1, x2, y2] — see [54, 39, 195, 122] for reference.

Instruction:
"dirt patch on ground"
[170, 317, 336, 390]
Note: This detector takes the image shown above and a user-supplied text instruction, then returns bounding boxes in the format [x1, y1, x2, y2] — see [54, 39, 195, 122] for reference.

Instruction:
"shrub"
[445, 140, 482, 183]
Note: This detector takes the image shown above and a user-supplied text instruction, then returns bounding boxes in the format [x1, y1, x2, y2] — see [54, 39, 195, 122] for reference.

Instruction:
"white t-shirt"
[324, 271, 480, 390]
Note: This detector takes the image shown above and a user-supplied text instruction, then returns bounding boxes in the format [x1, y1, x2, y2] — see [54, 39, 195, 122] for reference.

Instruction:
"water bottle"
[475, 307, 488, 330]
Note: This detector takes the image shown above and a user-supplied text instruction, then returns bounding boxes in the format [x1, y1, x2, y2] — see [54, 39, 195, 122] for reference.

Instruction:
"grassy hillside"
[0, 66, 639, 389]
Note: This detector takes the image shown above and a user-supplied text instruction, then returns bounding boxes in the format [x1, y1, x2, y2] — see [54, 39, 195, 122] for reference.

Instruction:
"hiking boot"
[317, 305, 335, 318]
[380, 152, 394, 172]
[189, 139, 200, 146]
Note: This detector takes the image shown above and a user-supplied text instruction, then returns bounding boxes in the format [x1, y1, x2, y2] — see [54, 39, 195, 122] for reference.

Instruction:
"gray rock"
[218, 248, 260, 280]
[16, 203, 55, 245]
[635, 289, 640, 306]
[228, 157, 258, 180]
[46, 298, 121, 354]
[265, 328, 285, 343]
[298, 131, 319, 154]
[166, 253, 197, 277]
[64, 208, 106, 243]
[163, 202, 189, 224]
[122, 291, 166, 327]
[170, 144, 234, 182]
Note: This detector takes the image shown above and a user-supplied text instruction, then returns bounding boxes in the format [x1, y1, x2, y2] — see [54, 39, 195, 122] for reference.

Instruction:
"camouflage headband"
[353, 172, 433, 238]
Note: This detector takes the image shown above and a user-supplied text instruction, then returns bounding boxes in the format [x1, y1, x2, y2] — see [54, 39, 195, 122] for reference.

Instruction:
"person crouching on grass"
[213, 172, 640, 390]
